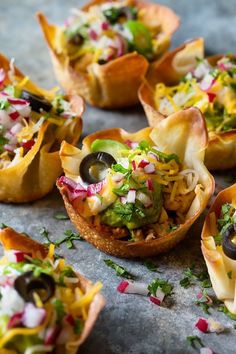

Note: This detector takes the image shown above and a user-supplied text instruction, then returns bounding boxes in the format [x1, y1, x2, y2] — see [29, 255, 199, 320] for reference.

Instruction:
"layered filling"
[0, 66, 77, 169]
[55, 0, 170, 68]
[59, 138, 202, 241]
[0, 244, 102, 353]
[154, 56, 236, 133]
[209, 200, 236, 259]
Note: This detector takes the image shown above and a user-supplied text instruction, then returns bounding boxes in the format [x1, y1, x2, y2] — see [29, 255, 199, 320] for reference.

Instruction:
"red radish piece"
[207, 92, 216, 103]
[138, 160, 149, 168]
[120, 196, 127, 204]
[10, 123, 23, 135]
[101, 22, 109, 30]
[5, 250, 31, 263]
[115, 34, 126, 57]
[112, 172, 124, 182]
[0, 68, 6, 86]
[64, 314, 75, 326]
[144, 163, 155, 174]
[200, 74, 215, 91]
[200, 348, 214, 354]
[9, 111, 20, 121]
[87, 181, 104, 196]
[7, 312, 23, 329]
[146, 179, 154, 191]
[7, 98, 29, 105]
[195, 318, 208, 333]
[149, 296, 161, 306]
[127, 189, 136, 203]
[44, 326, 61, 345]
[22, 139, 35, 151]
[22, 303, 46, 328]
[117, 280, 149, 296]
[89, 29, 98, 40]
[136, 192, 152, 208]
[3, 144, 14, 153]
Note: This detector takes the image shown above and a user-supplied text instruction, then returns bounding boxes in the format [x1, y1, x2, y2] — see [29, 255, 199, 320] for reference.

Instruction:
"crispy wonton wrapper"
[201, 183, 236, 314]
[0, 53, 84, 203]
[37, 0, 179, 109]
[0, 227, 105, 353]
[139, 38, 236, 170]
[57, 107, 214, 258]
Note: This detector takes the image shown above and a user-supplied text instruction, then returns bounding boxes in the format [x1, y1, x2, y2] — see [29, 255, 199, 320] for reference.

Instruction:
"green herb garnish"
[54, 213, 69, 221]
[186, 335, 203, 348]
[74, 318, 84, 334]
[148, 278, 173, 296]
[55, 229, 83, 249]
[104, 259, 135, 279]
[143, 260, 157, 272]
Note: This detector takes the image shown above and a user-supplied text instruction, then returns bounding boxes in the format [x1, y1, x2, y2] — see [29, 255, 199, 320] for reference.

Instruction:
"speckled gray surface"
[0, 1, 236, 353]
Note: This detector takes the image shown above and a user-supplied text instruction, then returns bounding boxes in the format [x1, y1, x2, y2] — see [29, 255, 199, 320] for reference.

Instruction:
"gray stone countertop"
[0, 1, 236, 353]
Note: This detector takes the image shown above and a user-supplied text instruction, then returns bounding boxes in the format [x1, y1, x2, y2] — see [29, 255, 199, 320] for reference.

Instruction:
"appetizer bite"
[57, 107, 214, 258]
[0, 53, 83, 203]
[37, 0, 179, 108]
[139, 38, 236, 170]
[0, 226, 105, 353]
[201, 183, 236, 314]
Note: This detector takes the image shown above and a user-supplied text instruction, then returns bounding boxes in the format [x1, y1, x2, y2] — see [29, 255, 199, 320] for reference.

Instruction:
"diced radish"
[136, 191, 152, 208]
[14, 104, 31, 117]
[3, 144, 14, 153]
[64, 314, 75, 326]
[146, 179, 154, 191]
[117, 280, 129, 293]
[124, 140, 138, 149]
[9, 111, 20, 121]
[132, 160, 136, 170]
[7, 312, 23, 329]
[0, 110, 12, 129]
[200, 348, 214, 354]
[22, 303, 46, 328]
[22, 139, 35, 151]
[44, 326, 61, 345]
[0, 68, 6, 86]
[101, 22, 109, 30]
[149, 296, 161, 305]
[115, 34, 126, 57]
[5, 250, 31, 263]
[120, 196, 127, 204]
[10, 122, 23, 135]
[7, 97, 29, 105]
[138, 160, 149, 168]
[154, 288, 165, 302]
[87, 181, 104, 196]
[195, 318, 208, 333]
[127, 189, 136, 203]
[207, 92, 216, 103]
[144, 163, 155, 174]
[208, 318, 224, 333]
[117, 280, 149, 296]
[58, 176, 78, 191]
[200, 74, 215, 91]
[89, 29, 98, 40]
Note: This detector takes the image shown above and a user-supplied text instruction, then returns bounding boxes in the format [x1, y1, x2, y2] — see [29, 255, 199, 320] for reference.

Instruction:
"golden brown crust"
[139, 38, 236, 170]
[0, 227, 105, 353]
[0, 53, 84, 203]
[201, 184, 236, 312]
[58, 107, 214, 258]
[37, 0, 180, 108]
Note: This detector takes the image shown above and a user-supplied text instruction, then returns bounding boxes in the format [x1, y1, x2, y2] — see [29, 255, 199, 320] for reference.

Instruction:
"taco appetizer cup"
[0, 226, 105, 353]
[0, 53, 83, 203]
[139, 38, 236, 170]
[201, 183, 236, 314]
[37, 0, 179, 109]
[57, 107, 214, 258]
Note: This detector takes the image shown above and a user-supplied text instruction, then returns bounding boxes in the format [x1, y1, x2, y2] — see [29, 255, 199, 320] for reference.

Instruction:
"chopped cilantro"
[74, 318, 84, 334]
[112, 183, 130, 197]
[0, 223, 8, 229]
[143, 259, 157, 272]
[55, 229, 83, 249]
[218, 304, 236, 320]
[148, 278, 173, 296]
[186, 335, 203, 348]
[40, 227, 51, 244]
[52, 299, 65, 323]
[54, 213, 69, 220]
[0, 135, 9, 153]
[179, 277, 191, 289]
[112, 163, 130, 174]
[227, 271, 232, 279]
[180, 264, 211, 289]
[104, 259, 135, 279]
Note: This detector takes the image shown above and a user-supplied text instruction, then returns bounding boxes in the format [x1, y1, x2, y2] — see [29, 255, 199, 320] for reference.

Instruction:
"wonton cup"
[139, 38, 236, 170]
[58, 107, 214, 258]
[0, 227, 105, 354]
[0, 53, 83, 203]
[37, 0, 179, 109]
[201, 183, 236, 314]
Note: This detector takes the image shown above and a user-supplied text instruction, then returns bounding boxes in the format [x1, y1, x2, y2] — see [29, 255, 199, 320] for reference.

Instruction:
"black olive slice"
[119, 6, 137, 20]
[222, 224, 236, 260]
[14, 271, 55, 304]
[79, 152, 116, 184]
[69, 33, 84, 46]
[21, 90, 52, 113]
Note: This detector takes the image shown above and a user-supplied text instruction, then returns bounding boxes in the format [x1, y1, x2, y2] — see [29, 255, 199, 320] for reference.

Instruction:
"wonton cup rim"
[58, 107, 214, 258]
[0, 227, 105, 354]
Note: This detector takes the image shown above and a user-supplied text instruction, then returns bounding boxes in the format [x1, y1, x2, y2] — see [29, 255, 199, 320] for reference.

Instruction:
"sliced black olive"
[103, 6, 137, 24]
[222, 224, 236, 260]
[21, 90, 52, 113]
[98, 59, 107, 65]
[119, 6, 137, 20]
[79, 152, 116, 184]
[14, 271, 55, 304]
[69, 33, 84, 46]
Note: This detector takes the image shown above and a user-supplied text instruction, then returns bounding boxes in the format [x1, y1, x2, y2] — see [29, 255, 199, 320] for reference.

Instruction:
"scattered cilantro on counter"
[104, 259, 135, 280]
[54, 213, 69, 220]
[143, 259, 158, 272]
[148, 278, 173, 297]
[186, 335, 203, 348]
